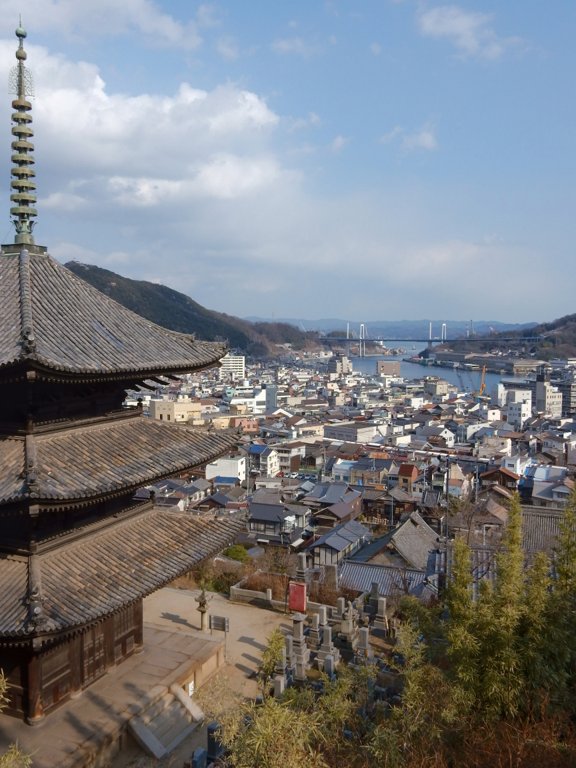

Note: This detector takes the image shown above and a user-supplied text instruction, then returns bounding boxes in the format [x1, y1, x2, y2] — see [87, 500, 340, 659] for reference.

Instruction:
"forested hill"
[64, 261, 307, 355]
[476, 312, 576, 358]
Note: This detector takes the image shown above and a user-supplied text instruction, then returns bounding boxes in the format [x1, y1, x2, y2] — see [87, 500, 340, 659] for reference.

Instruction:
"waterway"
[349, 355, 503, 394]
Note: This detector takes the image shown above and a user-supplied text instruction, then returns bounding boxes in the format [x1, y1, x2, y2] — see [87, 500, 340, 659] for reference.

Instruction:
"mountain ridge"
[64, 261, 575, 358]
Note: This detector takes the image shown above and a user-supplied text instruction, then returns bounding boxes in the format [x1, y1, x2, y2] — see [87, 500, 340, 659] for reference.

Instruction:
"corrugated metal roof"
[339, 561, 427, 597]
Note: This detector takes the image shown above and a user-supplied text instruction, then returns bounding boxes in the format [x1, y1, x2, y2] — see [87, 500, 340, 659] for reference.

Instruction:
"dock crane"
[475, 365, 487, 401]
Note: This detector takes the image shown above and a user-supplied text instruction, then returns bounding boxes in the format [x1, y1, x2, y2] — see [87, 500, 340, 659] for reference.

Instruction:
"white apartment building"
[219, 354, 246, 381]
[506, 400, 531, 430]
[535, 380, 563, 418]
[205, 455, 247, 482]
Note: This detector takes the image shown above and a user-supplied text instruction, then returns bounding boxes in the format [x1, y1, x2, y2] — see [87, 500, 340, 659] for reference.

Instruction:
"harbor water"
[349, 355, 503, 395]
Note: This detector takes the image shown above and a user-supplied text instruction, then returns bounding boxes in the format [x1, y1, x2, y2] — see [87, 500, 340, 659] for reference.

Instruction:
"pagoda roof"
[0, 245, 227, 380]
[0, 413, 238, 504]
[0, 508, 243, 639]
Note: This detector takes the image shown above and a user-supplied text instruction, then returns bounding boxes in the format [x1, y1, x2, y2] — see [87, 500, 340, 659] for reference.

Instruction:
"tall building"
[218, 353, 246, 381]
[327, 354, 352, 375]
[0, 26, 240, 724]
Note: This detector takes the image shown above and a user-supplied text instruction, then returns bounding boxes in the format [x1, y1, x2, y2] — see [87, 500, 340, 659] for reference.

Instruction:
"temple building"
[0, 25, 241, 724]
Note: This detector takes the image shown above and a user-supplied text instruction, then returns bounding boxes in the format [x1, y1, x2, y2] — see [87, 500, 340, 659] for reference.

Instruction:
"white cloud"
[0, 42, 280, 183]
[0, 0, 203, 49]
[216, 36, 240, 60]
[195, 4, 220, 29]
[417, 5, 519, 60]
[271, 37, 319, 57]
[43, 191, 88, 211]
[370, 42, 382, 56]
[379, 125, 403, 144]
[330, 135, 349, 153]
[402, 126, 438, 151]
[379, 124, 437, 151]
[193, 154, 285, 199]
[288, 112, 322, 132]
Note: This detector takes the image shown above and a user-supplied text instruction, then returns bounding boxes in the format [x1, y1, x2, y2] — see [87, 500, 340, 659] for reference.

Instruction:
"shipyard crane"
[473, 365, 487, 401]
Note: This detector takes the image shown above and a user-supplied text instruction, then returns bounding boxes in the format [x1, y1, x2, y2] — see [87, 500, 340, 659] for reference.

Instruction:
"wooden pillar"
[69, 634, 83, 698]
[134, 600, 144, 653]
[104, 616, 115, 669]
[26, 649, 44, 725]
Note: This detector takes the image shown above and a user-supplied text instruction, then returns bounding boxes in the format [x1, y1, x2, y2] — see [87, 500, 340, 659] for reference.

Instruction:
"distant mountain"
[500, 312, 576, 359]
[434, 312, 576, 359]
[65, 262, 569, 359]
[65, 262, 308, 356]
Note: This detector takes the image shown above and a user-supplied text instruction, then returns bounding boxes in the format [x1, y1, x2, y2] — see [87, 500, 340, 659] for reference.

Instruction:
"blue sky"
[0, 1, 574, 324]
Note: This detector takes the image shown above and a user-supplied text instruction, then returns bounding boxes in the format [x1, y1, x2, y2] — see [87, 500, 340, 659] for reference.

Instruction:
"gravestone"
[207, 721, 225, 763]
[354, 627, 374, 664]
[291, 613, 310, 680]
[316, 624, 341, 668]
[295, 552, 308, 582]
[373, 597, 389, 636]
[307, 613, 321, 651]
[191, 747, 208, 768]
[273, 675, 286, 697]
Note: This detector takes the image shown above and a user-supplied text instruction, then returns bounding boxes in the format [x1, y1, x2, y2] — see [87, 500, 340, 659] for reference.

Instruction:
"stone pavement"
[0, 587, 291, 768]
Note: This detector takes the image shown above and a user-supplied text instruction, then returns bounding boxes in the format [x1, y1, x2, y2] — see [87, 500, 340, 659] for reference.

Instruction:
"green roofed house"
[0, 26, 240, 724]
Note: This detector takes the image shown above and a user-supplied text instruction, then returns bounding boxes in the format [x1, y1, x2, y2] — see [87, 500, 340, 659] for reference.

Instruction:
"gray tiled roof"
[391, 510, 440, 570]
[0, 246, 227, 378]
[522, 507, 563, 555]
[309, 520, 370, 553]
[0, 508, 243, 638]
[0, 414, 238, 502]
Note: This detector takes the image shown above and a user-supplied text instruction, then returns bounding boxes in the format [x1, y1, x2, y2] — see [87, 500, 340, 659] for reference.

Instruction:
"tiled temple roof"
[0, 246, 227, 379]
[0, 414, 238, 503]
[0, 508, 243, 638]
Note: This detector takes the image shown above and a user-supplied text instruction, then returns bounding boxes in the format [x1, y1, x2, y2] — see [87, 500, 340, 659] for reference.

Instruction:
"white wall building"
[149, 397, 202, 423]
[219, 354, 246, 381]
[506, 400, 532, 430]
[205, 455, 247, 482]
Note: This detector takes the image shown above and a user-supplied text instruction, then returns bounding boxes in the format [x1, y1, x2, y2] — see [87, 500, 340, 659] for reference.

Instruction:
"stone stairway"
[128, 684, 204, 759]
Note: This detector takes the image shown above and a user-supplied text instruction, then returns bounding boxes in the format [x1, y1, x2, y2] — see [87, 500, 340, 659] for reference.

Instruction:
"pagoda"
[0, 25, 241, 724]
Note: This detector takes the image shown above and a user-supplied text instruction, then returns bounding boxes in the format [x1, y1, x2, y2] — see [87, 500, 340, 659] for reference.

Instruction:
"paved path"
[0, 587, 292, 768]
[144, 587, 292, 699]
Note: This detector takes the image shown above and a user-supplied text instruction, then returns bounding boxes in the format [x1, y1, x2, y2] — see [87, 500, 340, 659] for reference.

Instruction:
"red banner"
[288, 582, 307, 613]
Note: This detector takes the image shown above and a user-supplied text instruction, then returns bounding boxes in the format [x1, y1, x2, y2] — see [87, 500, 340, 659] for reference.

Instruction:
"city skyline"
[0, 1, 573, 323]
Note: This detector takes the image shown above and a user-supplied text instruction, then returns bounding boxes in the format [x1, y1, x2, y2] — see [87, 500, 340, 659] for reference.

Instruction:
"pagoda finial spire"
[9, 21, 37, 245]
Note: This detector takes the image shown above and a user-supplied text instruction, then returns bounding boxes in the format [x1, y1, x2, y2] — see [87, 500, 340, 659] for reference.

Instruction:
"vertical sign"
[288, 582, 307, 613]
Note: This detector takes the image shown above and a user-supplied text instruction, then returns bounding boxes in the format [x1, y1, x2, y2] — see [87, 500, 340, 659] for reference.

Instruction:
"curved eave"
[0, 248, 230, 377]
[0, 354, 225, 385]
[0, 417, 239, 504]
[0, 511, 244, 640]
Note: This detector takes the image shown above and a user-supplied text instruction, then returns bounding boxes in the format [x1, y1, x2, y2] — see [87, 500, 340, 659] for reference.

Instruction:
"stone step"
[128, 691, 200, 759]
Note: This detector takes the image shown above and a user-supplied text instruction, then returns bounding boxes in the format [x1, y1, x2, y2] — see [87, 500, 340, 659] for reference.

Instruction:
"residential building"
[205, 455, 247, 483]
[219, 353, 246, 381]
[149, 396, 202, 423]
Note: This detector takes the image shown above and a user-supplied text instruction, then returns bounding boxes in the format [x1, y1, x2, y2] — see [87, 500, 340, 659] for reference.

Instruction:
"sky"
[0, 1, 574, 325]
